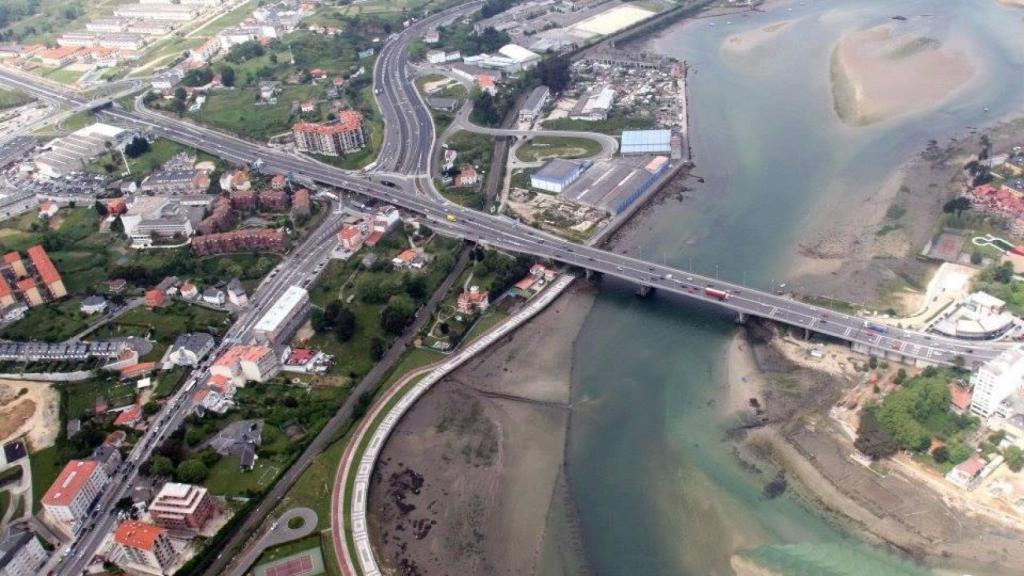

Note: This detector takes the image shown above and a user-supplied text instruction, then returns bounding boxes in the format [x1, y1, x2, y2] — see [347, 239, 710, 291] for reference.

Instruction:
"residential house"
[0, 528, 48, 576]
[337, 225, 364, 252]
[226, 278, 247, 307]
[145, 290, 166, 308]
[179, 282, 198, 300]
[166, 333, 215, 367]
[391, 249, 422, 269]
[292, 188, 311, 217]
[112, 403, 143, 427]
[454, 165, 479, 187]
[202, 288, 225, 306]
[80, 296, 108, 315]
[457, 286, 489, 314]
[42, 459, 109, 534]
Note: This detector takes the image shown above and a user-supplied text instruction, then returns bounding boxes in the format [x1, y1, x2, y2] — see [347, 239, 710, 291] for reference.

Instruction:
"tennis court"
[252, 547, 325, 576]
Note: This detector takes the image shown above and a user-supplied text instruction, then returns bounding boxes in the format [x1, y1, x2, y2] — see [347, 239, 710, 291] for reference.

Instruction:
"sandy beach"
[0, 379, 59, 450]
[368, 283, 596, 575]
[831, 24, 975, 126]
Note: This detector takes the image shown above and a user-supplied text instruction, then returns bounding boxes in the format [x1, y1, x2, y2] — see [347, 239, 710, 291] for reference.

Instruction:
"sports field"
[253, 547, 325, 576]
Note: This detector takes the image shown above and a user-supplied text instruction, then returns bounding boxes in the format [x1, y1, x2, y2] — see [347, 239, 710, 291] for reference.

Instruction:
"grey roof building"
[166, 333, 215, 367]
[0, 528, 48, 576]
[518, 85, 550, 122]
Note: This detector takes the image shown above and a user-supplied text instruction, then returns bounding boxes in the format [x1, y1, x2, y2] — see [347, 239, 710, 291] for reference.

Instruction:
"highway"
[0, 9, 1015, 572]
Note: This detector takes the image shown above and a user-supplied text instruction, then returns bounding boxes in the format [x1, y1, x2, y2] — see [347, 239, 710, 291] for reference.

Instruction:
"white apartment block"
[0, 529, 48, 576]
[970, 346, 1024, 417]
[114, 5, 199, 22]
[42, 460, 108, 532]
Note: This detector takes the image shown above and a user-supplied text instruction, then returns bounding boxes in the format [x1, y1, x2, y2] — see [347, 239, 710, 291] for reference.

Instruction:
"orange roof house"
[120, 362, 156, 380]
[113, 404, 143, 427]
[145, 289, 165, 308]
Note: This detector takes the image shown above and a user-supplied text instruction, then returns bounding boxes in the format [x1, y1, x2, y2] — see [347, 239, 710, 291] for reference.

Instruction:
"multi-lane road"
[0, 5, 1014, 571]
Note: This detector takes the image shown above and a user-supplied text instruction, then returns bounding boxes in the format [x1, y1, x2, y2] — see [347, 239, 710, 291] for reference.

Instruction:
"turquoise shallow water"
[563, 1, 1024, 574]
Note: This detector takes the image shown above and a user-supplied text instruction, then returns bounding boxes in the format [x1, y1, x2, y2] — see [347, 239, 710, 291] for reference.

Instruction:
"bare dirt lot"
[0, 379, 59, 450]
[367, 283, 596, 576]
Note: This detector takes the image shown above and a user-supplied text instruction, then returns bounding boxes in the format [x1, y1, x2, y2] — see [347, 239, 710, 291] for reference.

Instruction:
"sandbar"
[830, 24, 975, 126]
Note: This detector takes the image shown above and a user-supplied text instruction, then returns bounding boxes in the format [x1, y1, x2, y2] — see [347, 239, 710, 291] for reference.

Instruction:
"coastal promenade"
[332, 274, 575, 576]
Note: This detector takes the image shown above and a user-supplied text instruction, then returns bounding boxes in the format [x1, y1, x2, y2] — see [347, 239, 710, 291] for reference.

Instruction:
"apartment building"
[253, 286, 310, 345]
[191, 228, 287, 256]
[111, 521, 179, 576]
[121, 197, 194, 247]
[113, 4, 199, 22]
[27, 244, 66, 299]
[42, 460, 108, 533]
[148, 483, 217, 534]
[971, 346, 1024, 417]
[0, 528, 48, 576]
[16, 279, 42, 307]
[292, 188, 311, 217]
[198, 197, 233, 234]
[292, 111, 367, 157]
[211, 345, 281, 384]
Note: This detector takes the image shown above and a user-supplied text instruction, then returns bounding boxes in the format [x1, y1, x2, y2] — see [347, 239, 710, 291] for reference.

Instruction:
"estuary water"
[564, 1, 1024, 574]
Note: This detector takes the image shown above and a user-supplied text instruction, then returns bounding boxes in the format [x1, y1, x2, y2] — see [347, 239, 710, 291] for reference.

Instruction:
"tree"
[1005, 446, 1024, 472]
[995, 262, 1014, 284]
[173, 86, 187, 102]
[93, 200, 108, 216]
[942, 196, 972, 218]
[182, 66, 213, 87]
[219, 64, 236, 87]
[893, 368, 907, 386]
[931, 445, 949, 463]
[471, 91, 500, 126]
[185, 427, 205, 446]
[970, 250, 983, 265]
[149, 455, 175, 477]
[176, 459, 209, 483]
[369, 337, 386, 361]
[854, 408, 898, 460]
[333, 307, 356, 342]
[534, 55, 571, 93]
[124, 136, 150, 158]
[110, 216, 125, 237]
[380, 294, 415, 335]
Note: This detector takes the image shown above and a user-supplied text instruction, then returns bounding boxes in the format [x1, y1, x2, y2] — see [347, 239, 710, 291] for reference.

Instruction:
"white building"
[497, 43, 541, 70]
[42, 460, 108, 533]
[970, 346, 1024, 417]
[165, 333, 215, 367]
[120, 197, 194, 248]
[531, 158, 587, 193]
[0, 529, 48, 576]
[252, 286, 310, 345]
[373, 205, 400, 232]
[569, 86, 615, 121]
[111, 521, 179, 576]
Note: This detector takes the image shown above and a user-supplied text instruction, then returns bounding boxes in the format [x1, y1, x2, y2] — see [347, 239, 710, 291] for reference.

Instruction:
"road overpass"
[0, 67, 1011, 371]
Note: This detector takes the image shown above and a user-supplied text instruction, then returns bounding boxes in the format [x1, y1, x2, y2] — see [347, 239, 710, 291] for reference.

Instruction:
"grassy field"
[1, 0, 117, 45]
[0, 297, 89, 342]
[515, 136, 602, 162]
[65, 376, 137, 419]
[92, 302, 230, 361]
[29, 445, 61, 513]
[267, 431, 351, 531]
[205, 454, 288, 498]
[193, 84, 321, 141]
[42, 67, 85, 85]
[0, 88, 32, 111]
[88, 138, 221, 177]
[542, 114, 656, 135]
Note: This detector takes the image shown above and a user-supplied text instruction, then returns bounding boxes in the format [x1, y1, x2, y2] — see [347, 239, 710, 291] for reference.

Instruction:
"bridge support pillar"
[804, 328, 811, 340]
[735, 312, 746, 324]
[636, 285, 653, 298]
[586, 269, 603, 281]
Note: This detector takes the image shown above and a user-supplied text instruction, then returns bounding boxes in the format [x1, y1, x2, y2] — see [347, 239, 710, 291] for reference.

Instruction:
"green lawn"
[541, 114, 656, 135]
[515, 136, 602, 162]
[59, 111, 94, 132]
[89, 138, 222, 177]
[65, 376, 137, 419]
[255, 536, 323, 566]
[0, 298, 90, 342]
[0, 88, 32, 111]
[205, 454, 287, 498]
[193, 84, 321, 141]
[2, 0, 119, 45]
[92, 302, 230, 360]
[43, 67, 84, 85]
[268, 432, 350, 531]
[380, 347, 444, 388]
[29, 446, 61, 513]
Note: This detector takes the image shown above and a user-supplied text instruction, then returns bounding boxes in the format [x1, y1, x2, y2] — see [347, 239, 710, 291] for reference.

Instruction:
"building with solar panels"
[620, 129, 672, 155]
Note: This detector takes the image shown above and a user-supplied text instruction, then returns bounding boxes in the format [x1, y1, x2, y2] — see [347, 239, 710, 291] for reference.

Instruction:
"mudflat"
[367, 283, 596, 575]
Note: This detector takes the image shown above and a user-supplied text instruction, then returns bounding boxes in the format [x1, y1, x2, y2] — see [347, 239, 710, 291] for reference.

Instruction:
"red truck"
[705, 287, 729, 301]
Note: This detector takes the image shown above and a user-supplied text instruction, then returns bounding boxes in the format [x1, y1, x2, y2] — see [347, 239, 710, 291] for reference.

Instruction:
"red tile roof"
[208, 374, 232, 394]
[114, 521, 165, 551]
[3, 252, 20, 265]
[16, 278, 36, 292]
[957, 454, 986, 477]
[293, 110, 363, 135]
[113, 403, 142, 426]
[43, 460, 99, 507]
[287, 348, 316, 365]
[0, 276, 12, 299]
[120, 362, 156, 379]
[27, 245, 61, 285]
